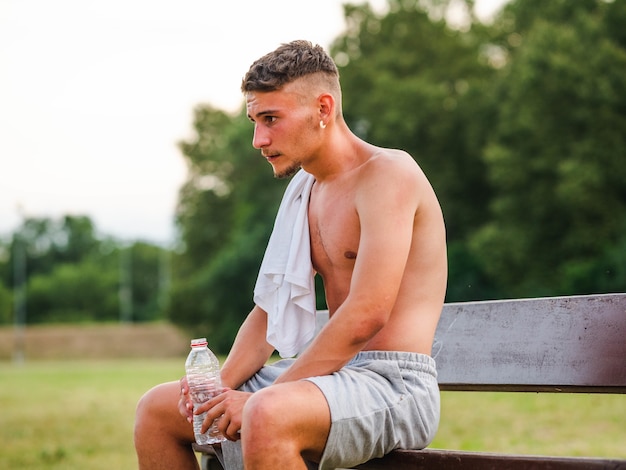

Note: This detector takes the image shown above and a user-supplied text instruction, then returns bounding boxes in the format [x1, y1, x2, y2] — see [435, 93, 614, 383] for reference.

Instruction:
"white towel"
[253, 169, 317, 358]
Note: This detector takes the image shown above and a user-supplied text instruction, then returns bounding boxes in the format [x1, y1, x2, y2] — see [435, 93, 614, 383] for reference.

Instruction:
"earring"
[319, 120, 326, 129]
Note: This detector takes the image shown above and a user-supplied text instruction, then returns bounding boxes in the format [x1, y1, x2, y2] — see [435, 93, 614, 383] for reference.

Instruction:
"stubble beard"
[274, 161, 302, 179]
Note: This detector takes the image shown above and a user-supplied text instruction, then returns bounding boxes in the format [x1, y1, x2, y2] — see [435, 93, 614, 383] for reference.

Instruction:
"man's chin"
[273, 163, 302, 179]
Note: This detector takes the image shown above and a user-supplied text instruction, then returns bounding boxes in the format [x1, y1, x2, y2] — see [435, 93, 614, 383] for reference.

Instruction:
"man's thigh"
[242, 379, 331, 461]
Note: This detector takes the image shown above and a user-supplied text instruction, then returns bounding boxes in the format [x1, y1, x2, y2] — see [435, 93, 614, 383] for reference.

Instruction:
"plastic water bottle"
[185, 338, 226, 445]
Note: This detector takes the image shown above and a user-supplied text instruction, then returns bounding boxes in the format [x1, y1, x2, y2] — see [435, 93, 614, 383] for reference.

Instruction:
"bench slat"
[433, 293, 626, 393]
[354, 449, 626, 470]
[195, 446, 626, 470]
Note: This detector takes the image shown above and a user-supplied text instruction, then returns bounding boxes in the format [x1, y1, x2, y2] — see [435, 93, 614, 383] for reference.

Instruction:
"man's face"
[246, 83, 319, 179]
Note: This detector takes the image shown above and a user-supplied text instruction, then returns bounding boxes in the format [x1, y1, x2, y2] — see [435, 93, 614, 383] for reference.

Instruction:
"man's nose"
[252, 125, 270, 149]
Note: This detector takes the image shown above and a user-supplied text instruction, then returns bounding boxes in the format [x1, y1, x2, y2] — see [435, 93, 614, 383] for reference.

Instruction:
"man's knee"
[135, 381, 182, 440]
[241, 383, 329, 444]
[242, 387, 283, 428]
[241, 388, 294, 461]
[135, 384, 161, 439]
[136, 383, 162, 418]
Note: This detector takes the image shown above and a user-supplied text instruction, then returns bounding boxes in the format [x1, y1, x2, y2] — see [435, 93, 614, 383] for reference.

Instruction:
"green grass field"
[1, 359, 624, 469]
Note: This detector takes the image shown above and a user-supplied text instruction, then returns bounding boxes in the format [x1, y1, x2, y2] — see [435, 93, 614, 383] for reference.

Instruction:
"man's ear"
[318, 93, 335, 123]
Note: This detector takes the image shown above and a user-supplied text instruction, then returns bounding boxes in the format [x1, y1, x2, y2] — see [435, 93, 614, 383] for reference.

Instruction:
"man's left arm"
[275, 156, 421, 383]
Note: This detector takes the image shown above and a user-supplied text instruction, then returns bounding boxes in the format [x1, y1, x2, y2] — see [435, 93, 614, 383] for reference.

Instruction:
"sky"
[0, 0, 506, 246]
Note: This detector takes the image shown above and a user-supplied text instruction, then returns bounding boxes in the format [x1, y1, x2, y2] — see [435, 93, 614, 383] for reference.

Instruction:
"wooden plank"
[354, 449, 626, 470]
[432, 293, 626, 393]
[194, 445, 626, 470]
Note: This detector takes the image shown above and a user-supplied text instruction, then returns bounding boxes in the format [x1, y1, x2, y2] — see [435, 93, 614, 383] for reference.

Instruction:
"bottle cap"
[190, 338, 208, 347]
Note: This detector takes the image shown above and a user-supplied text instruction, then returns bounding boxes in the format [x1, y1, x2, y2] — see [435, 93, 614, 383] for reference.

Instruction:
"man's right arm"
[219, 305, 275, 390]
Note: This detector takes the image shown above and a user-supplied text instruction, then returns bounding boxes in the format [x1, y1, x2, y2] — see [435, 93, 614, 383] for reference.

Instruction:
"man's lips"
[262, 151, 281, 160]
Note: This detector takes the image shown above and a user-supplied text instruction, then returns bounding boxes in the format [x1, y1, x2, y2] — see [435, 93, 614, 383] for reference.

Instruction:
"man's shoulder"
[362, 147, 425, 184]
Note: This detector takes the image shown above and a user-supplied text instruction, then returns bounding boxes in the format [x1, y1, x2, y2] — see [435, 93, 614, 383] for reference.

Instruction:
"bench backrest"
[433, 293, 626, 393]
[316, 293, 626, 393]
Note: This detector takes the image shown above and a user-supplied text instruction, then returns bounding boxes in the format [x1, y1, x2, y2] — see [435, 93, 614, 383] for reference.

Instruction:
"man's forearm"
[219, 305, 275, 390]
[274, 307, 380, 384]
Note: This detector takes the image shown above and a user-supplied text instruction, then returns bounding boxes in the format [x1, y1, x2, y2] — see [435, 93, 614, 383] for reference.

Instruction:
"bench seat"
[194, 293, 626, 469]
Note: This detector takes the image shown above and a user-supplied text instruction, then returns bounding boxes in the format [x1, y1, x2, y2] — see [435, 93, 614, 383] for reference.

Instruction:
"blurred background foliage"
[1, 0, 624, 353]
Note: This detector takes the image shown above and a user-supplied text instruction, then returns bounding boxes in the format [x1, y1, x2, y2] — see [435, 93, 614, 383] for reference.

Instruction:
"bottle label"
[188, 375, 220, 403]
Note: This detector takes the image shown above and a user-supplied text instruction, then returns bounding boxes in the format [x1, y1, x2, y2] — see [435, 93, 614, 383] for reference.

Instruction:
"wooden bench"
[194, 293, 626, 469]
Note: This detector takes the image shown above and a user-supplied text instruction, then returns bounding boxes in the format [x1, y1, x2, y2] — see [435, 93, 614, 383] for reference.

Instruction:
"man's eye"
[265, 116, 277, 124]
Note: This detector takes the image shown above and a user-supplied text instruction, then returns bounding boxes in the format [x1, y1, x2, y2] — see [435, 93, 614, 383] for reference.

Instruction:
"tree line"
[0, 215, 169, 325]
[1, 0, 624, 353]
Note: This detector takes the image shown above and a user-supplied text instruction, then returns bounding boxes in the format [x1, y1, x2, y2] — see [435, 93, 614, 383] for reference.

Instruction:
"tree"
[123, 241, 170, 323]
[0, 282, 11, 324]
[3, 215, 99, 286]
[471, 0, 626, 296]
[168, 106, 290, 350]
[27, 261, 119, 323]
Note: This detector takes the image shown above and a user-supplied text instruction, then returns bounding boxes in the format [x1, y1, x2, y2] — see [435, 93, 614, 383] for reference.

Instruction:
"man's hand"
[178, 376, 194, 423]
[195, 389, 253, 441]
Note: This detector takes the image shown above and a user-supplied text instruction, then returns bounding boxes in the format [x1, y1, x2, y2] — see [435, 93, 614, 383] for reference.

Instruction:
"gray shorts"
[221, 351, 440, 470]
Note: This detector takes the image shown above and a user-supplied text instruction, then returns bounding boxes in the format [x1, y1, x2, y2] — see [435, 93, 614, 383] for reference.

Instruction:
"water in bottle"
[185, 337, 226, 445]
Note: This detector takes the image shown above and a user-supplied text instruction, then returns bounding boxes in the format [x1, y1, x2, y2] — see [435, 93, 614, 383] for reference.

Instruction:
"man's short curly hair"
[241, 40, 339, 93]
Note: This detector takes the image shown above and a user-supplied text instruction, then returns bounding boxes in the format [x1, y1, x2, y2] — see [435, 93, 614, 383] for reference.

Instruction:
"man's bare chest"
[308, 186, 360, 272]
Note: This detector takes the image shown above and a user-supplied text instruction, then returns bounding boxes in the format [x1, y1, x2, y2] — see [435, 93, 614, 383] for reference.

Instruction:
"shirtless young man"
[134, 40, 447, 470]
